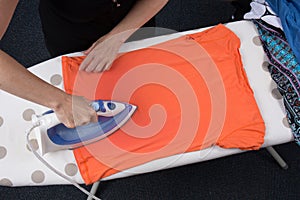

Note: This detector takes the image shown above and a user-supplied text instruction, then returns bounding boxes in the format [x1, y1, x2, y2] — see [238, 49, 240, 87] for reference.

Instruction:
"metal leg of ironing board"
[87, 181, 100, 200]
[84, 147, 288, 200]
[266, 146, 288, 169]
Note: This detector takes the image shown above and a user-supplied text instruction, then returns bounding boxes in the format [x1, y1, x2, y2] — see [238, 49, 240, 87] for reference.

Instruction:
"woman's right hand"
[53, 94, 98, 128]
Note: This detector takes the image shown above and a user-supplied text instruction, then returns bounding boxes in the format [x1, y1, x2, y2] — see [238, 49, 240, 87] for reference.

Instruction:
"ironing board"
[0, 20, 293, 188]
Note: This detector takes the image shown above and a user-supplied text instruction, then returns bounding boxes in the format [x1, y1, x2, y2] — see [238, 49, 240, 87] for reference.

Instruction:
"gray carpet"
[1, 0, 300, 199]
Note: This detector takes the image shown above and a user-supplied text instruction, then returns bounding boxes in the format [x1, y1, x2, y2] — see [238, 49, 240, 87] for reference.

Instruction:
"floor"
[1, 0, 300, 199]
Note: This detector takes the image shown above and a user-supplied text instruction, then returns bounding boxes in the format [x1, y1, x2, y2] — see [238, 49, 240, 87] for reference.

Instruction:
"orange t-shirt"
[61, 24, 265, 184]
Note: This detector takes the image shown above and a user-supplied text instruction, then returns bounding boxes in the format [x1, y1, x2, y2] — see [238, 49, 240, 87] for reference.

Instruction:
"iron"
[31, 100, 137, 155]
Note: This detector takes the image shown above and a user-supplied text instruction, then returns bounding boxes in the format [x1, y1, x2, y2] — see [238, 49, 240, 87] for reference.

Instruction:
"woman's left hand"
[79, 34, 123, 72]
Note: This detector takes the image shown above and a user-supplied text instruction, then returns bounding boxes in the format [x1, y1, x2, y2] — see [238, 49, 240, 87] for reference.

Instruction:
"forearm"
[0, 1, 97, 127]
[108, 0, 169, 42]
[0, 50, 67, 110]
[0, 0, 19, 39]
[81, 0, 168, 72]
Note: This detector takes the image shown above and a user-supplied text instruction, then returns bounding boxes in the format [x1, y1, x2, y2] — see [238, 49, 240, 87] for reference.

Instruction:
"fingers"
[80, 35, 120, 73]
[72, 97, 98, 127]
[64, 119, 76, 129]
[79, 53, 93, 71]
[93, 62, 112, 73]
[56, 114, 76, 129]
[104, 61, 113, 71]
[80, 54, 113, 73]
[54, 95, 98, 128]
[89, 106, 98, 123]
[73, 109, 97, 127]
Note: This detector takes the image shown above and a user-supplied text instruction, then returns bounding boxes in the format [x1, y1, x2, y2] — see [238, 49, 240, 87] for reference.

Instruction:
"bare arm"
[0, 0, 18, 39]
[108, 0, 169, 42]
[0, 0, 97, 127]
[80, 0, 169, 72]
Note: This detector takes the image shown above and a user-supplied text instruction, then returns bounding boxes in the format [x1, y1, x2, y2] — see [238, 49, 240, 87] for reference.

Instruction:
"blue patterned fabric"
[266, 0, 300, 64]
[253, 19, 300, 145]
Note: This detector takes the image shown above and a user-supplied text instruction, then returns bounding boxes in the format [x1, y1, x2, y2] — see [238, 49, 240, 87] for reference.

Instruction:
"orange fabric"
[61, 24, 265, 184]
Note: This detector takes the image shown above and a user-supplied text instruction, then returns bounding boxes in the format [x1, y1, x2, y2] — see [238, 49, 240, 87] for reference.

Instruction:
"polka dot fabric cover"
[0, 21, 294, 186]
[0, 56, 84, 186]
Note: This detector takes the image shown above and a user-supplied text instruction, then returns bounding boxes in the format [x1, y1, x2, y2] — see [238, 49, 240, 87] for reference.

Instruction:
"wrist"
[107, 29, 135, 44]
[48, 91, 71, 112]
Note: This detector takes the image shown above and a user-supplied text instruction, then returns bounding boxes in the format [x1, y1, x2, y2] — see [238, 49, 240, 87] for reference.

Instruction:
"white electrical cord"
[26, 122, 102, 200]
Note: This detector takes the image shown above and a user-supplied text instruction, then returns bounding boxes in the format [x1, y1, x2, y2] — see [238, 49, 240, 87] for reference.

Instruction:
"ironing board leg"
[84, 147, 288, 200]
[266, 146, 288, 169]
[87, 181, 100, 200]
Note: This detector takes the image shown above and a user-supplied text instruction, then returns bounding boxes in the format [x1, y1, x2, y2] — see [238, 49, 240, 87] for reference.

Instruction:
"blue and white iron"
[31, 100, 137, 155]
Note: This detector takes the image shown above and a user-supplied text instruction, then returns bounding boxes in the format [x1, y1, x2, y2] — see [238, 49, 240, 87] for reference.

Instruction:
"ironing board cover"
[62, 24, 265, 184]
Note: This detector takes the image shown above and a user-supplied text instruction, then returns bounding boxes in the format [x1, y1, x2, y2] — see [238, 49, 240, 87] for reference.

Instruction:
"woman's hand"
[53, 95, 98, 128]
[0, 50, 98, 129]
[79, 34, 123, 73]
[79, 0, 169, 73]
